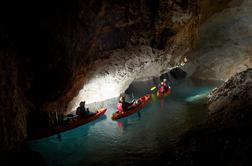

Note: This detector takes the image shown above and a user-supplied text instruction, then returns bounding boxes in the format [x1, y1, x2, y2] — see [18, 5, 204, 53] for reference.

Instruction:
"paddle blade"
[151, 86, 156, 91]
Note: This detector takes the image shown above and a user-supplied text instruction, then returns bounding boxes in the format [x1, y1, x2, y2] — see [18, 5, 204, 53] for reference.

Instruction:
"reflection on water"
[27, 78, 222, 166]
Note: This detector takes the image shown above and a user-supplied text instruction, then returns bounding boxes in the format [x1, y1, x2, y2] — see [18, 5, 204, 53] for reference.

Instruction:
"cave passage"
[27, 78, 222, 165]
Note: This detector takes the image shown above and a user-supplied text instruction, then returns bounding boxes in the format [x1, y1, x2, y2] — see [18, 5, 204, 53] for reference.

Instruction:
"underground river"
[27, 78, 222, 165]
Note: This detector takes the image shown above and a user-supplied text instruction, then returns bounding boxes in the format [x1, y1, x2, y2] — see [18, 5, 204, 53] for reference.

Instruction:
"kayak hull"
[29, 108, 107, 140]
[111, 94, 151, 120]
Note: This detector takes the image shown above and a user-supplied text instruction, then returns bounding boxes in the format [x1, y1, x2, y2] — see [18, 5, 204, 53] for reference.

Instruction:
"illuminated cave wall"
[0, 0, 234, 151]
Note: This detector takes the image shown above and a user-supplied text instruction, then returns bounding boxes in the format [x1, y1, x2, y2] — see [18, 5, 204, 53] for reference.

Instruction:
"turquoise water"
[27, 78, 222, 165]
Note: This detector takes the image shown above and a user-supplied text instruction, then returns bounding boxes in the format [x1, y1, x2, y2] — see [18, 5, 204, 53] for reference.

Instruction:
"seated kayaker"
[117, 96, 136, 112]
[162, 79, 170, 92]
[158, 82, 166, 94]
[76, 101, 92, 117]
[158, 79, 171, 94]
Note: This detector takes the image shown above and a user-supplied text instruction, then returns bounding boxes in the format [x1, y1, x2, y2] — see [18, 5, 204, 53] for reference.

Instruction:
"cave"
[1, 0, 252, 165]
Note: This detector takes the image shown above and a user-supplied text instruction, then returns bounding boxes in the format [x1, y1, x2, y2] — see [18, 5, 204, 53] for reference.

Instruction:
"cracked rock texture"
[183, 0, 252, 81]
[176, 69, 252, 166]
[207, 68, 252, 125]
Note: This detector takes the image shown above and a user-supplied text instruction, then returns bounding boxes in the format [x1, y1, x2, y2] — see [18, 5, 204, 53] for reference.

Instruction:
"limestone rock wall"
[183, 0, 252, 81]
[176, 69, 252, 166]
[207, 68, 252, 125]
[0, 52, 29, 151]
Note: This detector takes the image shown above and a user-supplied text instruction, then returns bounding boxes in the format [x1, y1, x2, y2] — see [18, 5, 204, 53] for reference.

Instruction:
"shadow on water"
[31, 113, 107, 142]
[116, 111, 142, 130]
[28, 114, 108, 166]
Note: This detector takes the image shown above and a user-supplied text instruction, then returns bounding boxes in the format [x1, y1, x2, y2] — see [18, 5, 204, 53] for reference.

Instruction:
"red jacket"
[159, 86, 165, 93]
[117, 103, 123, 112]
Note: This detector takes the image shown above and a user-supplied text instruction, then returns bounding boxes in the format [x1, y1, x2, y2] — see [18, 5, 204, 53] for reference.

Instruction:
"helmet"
[119, 96, 125, 102]
[80, 101, 85, 107]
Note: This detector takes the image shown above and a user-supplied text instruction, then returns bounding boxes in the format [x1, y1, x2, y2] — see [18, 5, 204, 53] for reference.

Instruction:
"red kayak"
[157, 86, 171, 98]
[29, 108, 107, 140]
[111, 94, 151, 120]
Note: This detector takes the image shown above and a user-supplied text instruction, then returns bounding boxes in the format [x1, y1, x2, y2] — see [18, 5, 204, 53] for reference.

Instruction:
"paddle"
[151, 86, 157, 91]
[131, 92, 135, 100]
[131, 92, 139, 105]
[57, 133, 62, 142]
[132, 92, 141, 118]
[137, 111, 141, 119]
[150, 76, 160, 93]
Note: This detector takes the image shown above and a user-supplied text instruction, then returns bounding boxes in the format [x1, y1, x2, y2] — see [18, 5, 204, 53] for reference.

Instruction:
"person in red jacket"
[158, 82, 166, 93]
[158, 79, 171, 94]
[163, 79, 170, 92]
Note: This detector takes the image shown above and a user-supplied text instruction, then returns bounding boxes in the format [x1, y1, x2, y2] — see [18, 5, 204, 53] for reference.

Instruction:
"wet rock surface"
[176, 69, 252, 166]
[208, 68, 252, 118]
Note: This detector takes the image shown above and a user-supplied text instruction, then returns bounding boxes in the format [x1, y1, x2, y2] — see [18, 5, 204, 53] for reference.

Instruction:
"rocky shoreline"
[174, 69, 252, 166]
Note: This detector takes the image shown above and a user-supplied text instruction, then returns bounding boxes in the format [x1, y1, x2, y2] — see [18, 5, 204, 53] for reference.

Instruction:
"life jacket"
[164, 82, 169, 91]
[163, 82, 167, 87]
[159, 85, 165, 93]
[117, 103, 124, 112]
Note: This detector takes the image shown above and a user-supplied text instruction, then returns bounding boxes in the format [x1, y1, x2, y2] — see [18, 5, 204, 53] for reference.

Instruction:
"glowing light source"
[67, 74, 130, 113]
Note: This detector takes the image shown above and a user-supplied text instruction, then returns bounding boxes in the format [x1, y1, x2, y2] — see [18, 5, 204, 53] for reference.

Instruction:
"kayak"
[111, 94, 151, 120]
[29, 108, 107, 140]
[157, 86, 171, 98]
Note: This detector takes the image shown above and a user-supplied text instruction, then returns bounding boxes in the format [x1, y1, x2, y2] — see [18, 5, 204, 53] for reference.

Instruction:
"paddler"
[76, 101, 94, 117]
[117, 96, 137, 112]
[163, 78, 170, 91]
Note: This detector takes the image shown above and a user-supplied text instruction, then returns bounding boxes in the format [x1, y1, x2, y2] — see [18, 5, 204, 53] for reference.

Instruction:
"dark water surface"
[27, 78, 222, 165]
